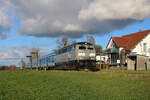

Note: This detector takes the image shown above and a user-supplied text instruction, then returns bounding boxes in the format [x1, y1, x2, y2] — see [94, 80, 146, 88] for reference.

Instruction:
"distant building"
[107, 29, 150, 70]
[30, 48, 39, 68]
[96, 52, 108, 63]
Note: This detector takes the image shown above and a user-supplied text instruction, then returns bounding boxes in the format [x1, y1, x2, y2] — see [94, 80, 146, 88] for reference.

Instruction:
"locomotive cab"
[75, 42, 96, 68]
[76, 42, 96, 60]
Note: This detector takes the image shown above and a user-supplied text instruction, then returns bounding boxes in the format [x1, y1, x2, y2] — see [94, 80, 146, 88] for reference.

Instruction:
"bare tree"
[87, 36, 95, 45]
[95, 45, 103, 53]
[62, 36, 68, 47]
[56, 39, 62, 49]
[56, 36, 69, 49]
[70, 40, 76, 44]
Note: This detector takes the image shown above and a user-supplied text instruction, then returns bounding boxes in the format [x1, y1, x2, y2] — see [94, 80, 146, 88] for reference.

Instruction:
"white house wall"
[132, 33, 150, 57]
[96, 55, 108, 62]
[107, 38, 113, 49]
[119, 47, 123, 53]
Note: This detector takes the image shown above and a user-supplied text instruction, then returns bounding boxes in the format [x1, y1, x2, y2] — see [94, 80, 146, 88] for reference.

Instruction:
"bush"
[0, 66, 9, 70]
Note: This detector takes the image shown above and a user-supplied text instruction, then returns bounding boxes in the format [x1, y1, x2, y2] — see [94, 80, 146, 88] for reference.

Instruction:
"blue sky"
[0, 0, 150, 66]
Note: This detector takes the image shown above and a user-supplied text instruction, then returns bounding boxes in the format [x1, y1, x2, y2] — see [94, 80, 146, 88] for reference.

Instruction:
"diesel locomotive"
[32, 42, 96, 70]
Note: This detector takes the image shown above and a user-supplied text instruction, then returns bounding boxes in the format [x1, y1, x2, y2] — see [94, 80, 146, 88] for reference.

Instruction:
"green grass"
[0, 70, 150, 100]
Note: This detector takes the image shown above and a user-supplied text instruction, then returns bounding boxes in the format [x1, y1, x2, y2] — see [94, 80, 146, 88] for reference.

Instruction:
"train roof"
[55, 42, 93, 50]
[57, 42, 92, 50]
[39, 52, 55, 58]
[37, 42, 93, 58]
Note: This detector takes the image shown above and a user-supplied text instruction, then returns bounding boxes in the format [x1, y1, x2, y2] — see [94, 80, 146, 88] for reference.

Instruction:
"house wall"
[127, 57, 136, 70]
[147, 62, 150, 70]
[96, 55, 109, 62]
[136, 55, 150, 70]
[127, 55, 150, 70]
[132, 33, 150, 57]
[107, 39, 113, 49]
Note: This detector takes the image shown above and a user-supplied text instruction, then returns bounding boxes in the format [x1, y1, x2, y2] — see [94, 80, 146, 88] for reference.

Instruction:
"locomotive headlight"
[78, 53, 85, 56]
[89, 53, 95, 57]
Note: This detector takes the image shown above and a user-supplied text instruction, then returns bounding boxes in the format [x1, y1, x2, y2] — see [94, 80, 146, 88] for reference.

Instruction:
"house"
[107, 29, 150, 70]
[96, 52, 109, 63]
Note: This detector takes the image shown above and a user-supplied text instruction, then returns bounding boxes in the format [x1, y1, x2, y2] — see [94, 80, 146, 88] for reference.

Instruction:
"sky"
[0, 0, 150, 66]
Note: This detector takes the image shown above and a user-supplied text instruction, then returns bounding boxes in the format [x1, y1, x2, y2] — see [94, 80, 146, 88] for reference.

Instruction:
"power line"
[0, 58, 26, 60]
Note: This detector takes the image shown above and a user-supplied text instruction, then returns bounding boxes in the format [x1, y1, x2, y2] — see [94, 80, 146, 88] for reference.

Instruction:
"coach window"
[79, 46, 86, 50]
[62, 48, 66, 53]
[58, 50, 61, 54]
[64, 48, 67, 53]
[67, 46, 72, 52]
[62, 49, 64, 53]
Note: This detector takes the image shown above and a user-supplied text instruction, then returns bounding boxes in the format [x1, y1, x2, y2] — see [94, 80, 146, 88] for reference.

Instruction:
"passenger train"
[32, 42, 96, 70]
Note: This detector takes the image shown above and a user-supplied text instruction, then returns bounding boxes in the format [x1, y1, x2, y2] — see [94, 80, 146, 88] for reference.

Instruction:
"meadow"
[0, 70, 150, 100]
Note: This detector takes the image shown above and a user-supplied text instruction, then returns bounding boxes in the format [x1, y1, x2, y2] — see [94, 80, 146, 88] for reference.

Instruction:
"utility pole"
[34, 52, 39, 70]
[26, 56, 32, 70]
[30, 48, 39, 70]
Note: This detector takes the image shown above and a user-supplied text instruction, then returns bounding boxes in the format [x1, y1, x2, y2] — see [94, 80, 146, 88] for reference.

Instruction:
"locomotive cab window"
[79, 46, 86, 50]
[88, 47, 93, 50]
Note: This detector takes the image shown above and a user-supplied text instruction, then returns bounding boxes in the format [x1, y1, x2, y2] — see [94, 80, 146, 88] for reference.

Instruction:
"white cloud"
[79, 0, 150, 21]
[0, 46, 29, 59]
[0, 46, 31, 66]
[2, 0, 150, 38]
[0, 46, 50, 66]
[64, 24, 82, 32]
[0, 0, 12, 39]
[0, 9, 11, 37]
[0, 10, 10, 28]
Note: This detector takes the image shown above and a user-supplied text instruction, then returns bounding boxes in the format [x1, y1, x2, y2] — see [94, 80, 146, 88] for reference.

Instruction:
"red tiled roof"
[112, 30, 150, 50]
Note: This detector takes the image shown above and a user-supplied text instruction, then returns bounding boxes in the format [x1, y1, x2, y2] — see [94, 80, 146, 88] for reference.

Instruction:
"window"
[111, 54, 119, 65]
[143, 43, 147, 52]
[67, 46, 72, 52]
[62, 48, 67, 53]
[56, 50, 61, 55]
[88, 47, 93, 50]
[58, 50, 62, 54]
[79, 46, 86, 50]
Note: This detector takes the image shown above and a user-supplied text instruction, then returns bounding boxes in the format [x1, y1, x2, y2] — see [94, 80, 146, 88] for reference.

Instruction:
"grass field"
[0, 70, 150, 100]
